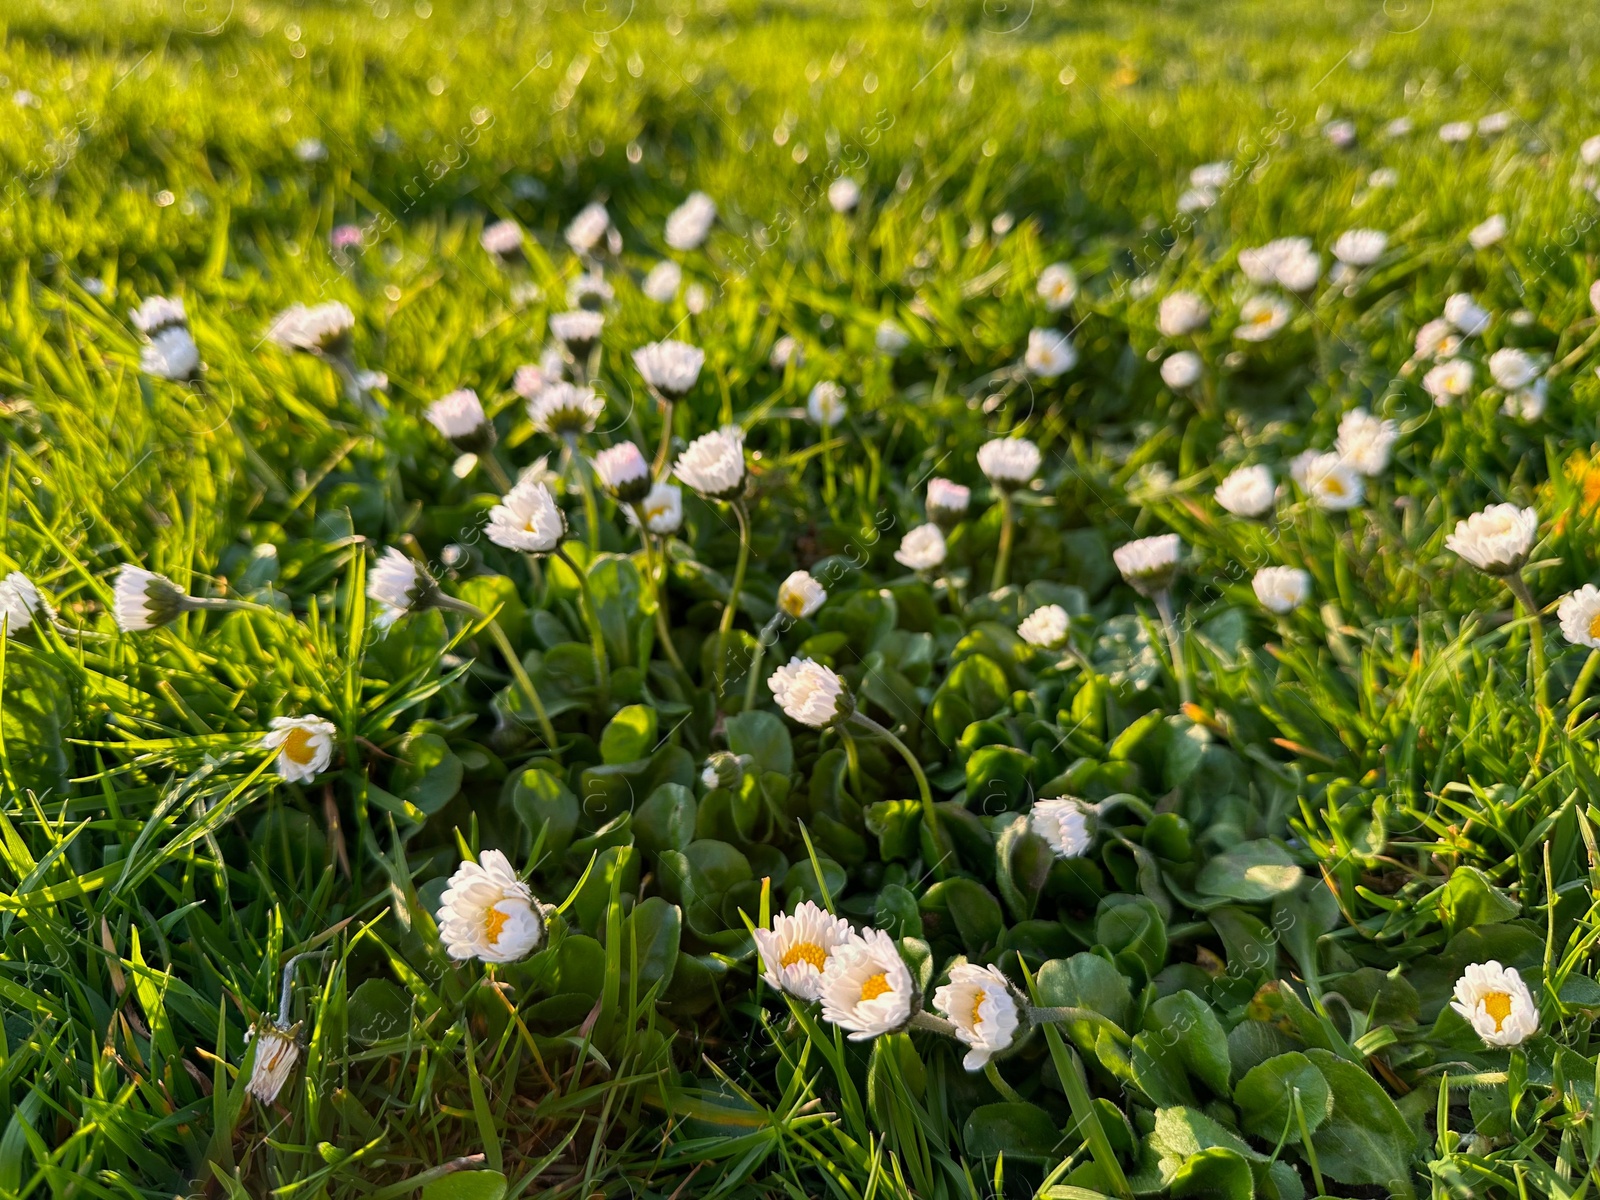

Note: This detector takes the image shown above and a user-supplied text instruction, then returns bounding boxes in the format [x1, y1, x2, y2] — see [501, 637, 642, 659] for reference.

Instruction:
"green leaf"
[633, 783, 696, 856]
[1234, 1052, 1332, 1144]
[347, 979, 411, 1046]
[420, 1170, 507, 1200]
[1170, 1147, 1255, 1200]
[600, 704, 657, 765]
[1143, 991, 1231, 1098]
[1436, 866, 1520, 937]
[724, 710, 793, 776]
[919, 878, 1004, 957]
[1195, 841, 1303, 903]
[391, 732, 463, 815]
[511, 768, 580, 861]
[624, 897, 682, 992]
[962, 1102, 1065, 1162]
[1305, 1049, 1418, 1197]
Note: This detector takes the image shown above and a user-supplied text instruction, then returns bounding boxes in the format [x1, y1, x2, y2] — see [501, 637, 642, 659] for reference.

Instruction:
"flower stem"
[564, 434, 602, 551]
[1026, 1005, 1134, 1045]
[1506, 571, 1549, 712]
[849, 712, 947, 876]
[1153, 588, 1193, 707]
[983, 1061, 1024, 1103]
[1569, 649, 1600, 722]
[555, 546, 611, 708]
[743, 614, 783, 713]
[483, 452, 514, 494]
[991, 490, 1015, 593]
[468, 607, 560, 757]
[714, 500, 752, 702]
[637, 526, 686, 672]
[651, 395, 676, 480]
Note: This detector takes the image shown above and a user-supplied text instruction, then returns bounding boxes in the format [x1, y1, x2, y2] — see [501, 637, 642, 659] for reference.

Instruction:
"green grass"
[5, 0, 1600, 1197]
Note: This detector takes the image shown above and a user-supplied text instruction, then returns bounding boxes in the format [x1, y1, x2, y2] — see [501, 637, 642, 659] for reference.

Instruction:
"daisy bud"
[244, 1020, 302, 1105]
[642, 260, 683, 303]
[768, 656, 853, 728]
[665, 191, 717, 251]
[1253, 566, 1312, 614]
[777, 570, 827, 620]
[977, 437, 1041, 490]
[633, 340, 705, 399]
[480, 219, 524, 262]
[1335, 408, 1397, 476]
[513, 363, 553, 401]
[0, 571, 49, 634]
[820, 927, 914, 1039]
[366, 548, 446, 629]
[528, 382, 605, 437]
[425, 388, 495, 453]
[894, 523, 947, 572]
[261, 715, 337, 784]
[1029, 797, 1092, 859]
[1113, 534, 1182, 596]
[564, 202, 611, 254]
[436, 849, 545, 963]
[487, 479, 567, 554]
[700, 750, 748, 792]
[592, 442, 651, 503]
[113, 565, 191, 631]
[630, 482, 685, 535]
[1445, 504, 1538, 575]
[807, 381, 847, 428]
[1214, 464, 1275, 518]
[1036, 263, 1078, 312]
[265, 302, 355, 357]
[753, 900, 854, 1001]
[1017, 603, 1070, 651]
[932, 963, 1024, 1071]
[1450, 961, 1538, 1047]
[1160, 351, 1202, 389]
[1157, 291, 1210, 337]
[674, 427, 747, 500]
[548, 310, 605, 357]
[1558, 585, 1600, 648]
[926, 478, 971, 529]
[1024, 328, 1077, 379]
[1332, 229, 1388, 266]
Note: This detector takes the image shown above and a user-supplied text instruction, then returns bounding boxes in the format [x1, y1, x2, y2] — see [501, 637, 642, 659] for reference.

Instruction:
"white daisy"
[631, 482, 684, 535]
[527, 382, 605, 437]
[819, 927, 914, 1040]
[265, 302, 355, 355]
[1423, 359, 1476, 405]
[768, 657, 851, 727]
[642, 259, 683, 303]
[480, 219, 523, 258]
[1450, 961, 1538, 1047]
[1583, 135, 1600, 166]
[548, 310, 605, 353]
[1030, 797, 1091, 858]
[261, 715, 337, 784]
[875, 320, 910, 355]
[1332, 229, 1388, 266]
[113, 565, 190, 631]
[770, 335, 804, 370]
[426, 388, 491, 448]
[1017, 604, 1070, 650]
[567, 271, 613, 309]
[753, 900, 854, 1001]
[436, 849, 545, 963]
[1335, 408, 1398, 476]
[1488, 348, 1540, 391]
[1160, 351, 1202, 389]
[633, 340, 705, 398]
[592, 442, 651, 503]
[1176, 187, 1217, 213]
[141, 326, 201, 381]
[1502, 378, 1548, 421]
[1469, 214, 1507, 250]
[1415, 318, 1461, 360]
[130, 295, 188, 334]
[1291, 450, 1364, 510]
[665, 191, 717, 251]
[1478, 111, 1513, 136]
[1439, 120, 1473, 144]
[513, 361, 554, 401]
[926, 478, 971, 526]
[1157, 291, 1210, 337]
[0, 572, 49, 633]
[1234, 294, 1292, 342]
[674, 427, 746, 500]
[366, 548, 440, 629]
[1384, 117, 1413, 138]
[244, 1021, 301, 1104]
[932, 963, 1023, 1071]
[1446, 504, 1538, 575]
[1190, 162, 1232, 189]
[487, 479, 567, 553]
[778, 571, 827, 620]
[977, 437, 1041, 488]
[1036, 263, 1078, 311]
[565, 202, 611, 254]
[1558, 585, 1600, 648]
[807, 381, 847, 427]
[827, 177, 862, 212]
[1214, 464, 1275, 518]
[1445, 292, 1492, 336]
[1253, 566, 1311, 614]
[894, 523, 947, 572]
[1025, 328, 1077, 378]
[1113, 534, 1181, 594]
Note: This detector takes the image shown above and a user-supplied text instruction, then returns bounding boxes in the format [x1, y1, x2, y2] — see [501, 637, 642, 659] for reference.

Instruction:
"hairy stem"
[991, 490, 1015, 593]
[850, 712, 947, 877]
[1506, 571, 1548, 712]
[1153, 588, 1193, 706]
[714, 500, 752, 702]
[555, 546, 612, 708]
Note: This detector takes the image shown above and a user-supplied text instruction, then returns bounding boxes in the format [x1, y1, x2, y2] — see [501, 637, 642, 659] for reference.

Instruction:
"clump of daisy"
[1253, 566, 1311, 615]
[1450, 961, 1538, 1047]
[1215, 465, 1275, 518]
[753, 901, 854, 1001]
[932, 963, 1023, 1071]
[1114, 534, 1190, 702]
[665, 191, 716, 251]
[261, 715, 337, 784]
[437, 850, 545, 963]
[1030, 797, 1091, 859]
[1036, 263, 1078, 312]
[819, 928, 914, 1040]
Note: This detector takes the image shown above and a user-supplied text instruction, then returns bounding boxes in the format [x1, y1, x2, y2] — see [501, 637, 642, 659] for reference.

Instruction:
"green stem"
[651, 395, 675, 480]
[983, 1061, 1023, 1103]
[838, 725, 864, 797]
[564, 434, 602, 551]
[1569, 649, 1600, 722]
[744, 614, 783, 713]
[850, 712, 947, 878]
[990, 490, 1014, 593]
[473, 610, 560, 758]
[637, 526, 686, 672]
[1506, 571, 1549, 712]
[555, 546, 612, 708]
[483, 452, 514, 494]
[1026, 1006, 1133, 1045]
[1153, 588, 1193, 707]
[714, 500, 752, 702]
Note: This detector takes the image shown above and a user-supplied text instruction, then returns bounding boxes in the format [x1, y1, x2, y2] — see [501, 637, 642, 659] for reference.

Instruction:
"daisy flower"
[932, 963, 1023, 1071]
[436, 850, 545, 963]
[261, 715, 337, 783]
[753, 901, 854, 1001]
[768, 657, 851, 727]
[1450, 961, 1538, 1047]
[819, 927, 915, 1039]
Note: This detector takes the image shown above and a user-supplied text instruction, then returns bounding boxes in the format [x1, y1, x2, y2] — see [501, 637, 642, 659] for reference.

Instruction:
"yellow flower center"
[483, 905, 509, 945]
[1589, 612, 1600, 640]
[1322, 476, 1346, 497]
[646, 501, 669, 523]
[781, 593, 805, 617]
[282, 727, 318, 766]
[780, 941, 827, 971]
[859, 973, 891, 1002]
[971, 989, 986, 1027]
[1252, 309, 1274, 326]
[1482, 990, 1513, 1031]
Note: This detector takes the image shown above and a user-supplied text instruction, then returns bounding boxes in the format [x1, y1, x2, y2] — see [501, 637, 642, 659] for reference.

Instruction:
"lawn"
[2, 0, 1600, 1197]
